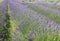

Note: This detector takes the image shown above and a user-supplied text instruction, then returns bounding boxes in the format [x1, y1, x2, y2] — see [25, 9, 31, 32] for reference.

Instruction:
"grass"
[10, 13, 31, 41]
[34, 30, 59, 41]
[19, 21, 60, 41]
[28, 5, 60, 24]
[17, 14, 60, 41]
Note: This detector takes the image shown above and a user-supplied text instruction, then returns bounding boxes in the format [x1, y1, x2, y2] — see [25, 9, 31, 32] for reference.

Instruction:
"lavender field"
[0, 0, 60, 41]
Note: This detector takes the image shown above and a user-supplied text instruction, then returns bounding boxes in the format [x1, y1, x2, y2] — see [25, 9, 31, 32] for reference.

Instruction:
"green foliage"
[0, 25, 3, 31]
[4, 12, 12, 41]
[4, 5, 12, 41]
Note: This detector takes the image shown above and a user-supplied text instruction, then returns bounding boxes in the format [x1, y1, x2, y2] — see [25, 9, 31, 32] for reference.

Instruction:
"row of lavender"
[0, 0, 60, 41]
[9, 0, 60, 41]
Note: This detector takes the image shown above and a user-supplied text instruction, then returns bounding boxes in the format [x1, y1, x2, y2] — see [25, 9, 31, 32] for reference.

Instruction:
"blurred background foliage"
[0, 0, 60, 41]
